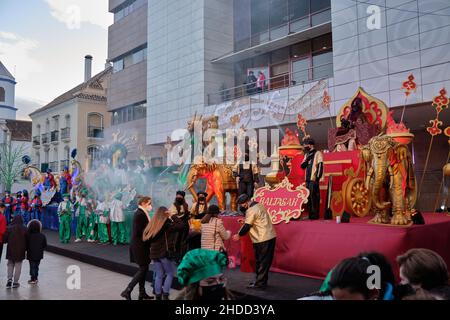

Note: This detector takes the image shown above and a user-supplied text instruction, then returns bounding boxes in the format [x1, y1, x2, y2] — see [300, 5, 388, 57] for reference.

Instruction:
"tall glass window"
[234, 0, 331, 51]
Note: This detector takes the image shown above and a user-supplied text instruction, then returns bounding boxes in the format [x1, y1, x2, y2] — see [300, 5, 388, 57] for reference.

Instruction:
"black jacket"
[27, 233, 47, 261]
[3, 215, 27, 262]
[149, 216, 185, 260]
[129, 208, 151, 266]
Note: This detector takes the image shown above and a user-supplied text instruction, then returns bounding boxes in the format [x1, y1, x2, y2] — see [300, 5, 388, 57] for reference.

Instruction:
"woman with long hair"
[201, 205, 230, 251]
[121, 196, 154, 300]
[143, 206, 184, 300]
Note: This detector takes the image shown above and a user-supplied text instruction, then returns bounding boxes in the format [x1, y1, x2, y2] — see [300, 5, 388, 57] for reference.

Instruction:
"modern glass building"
[143, 0, 449, 210]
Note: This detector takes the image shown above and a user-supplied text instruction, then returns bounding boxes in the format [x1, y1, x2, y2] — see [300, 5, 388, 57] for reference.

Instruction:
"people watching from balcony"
[245, 70, 257, 95]
[257, 71, 266, 92]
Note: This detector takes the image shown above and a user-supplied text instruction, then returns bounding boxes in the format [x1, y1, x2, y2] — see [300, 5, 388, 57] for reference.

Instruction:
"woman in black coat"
[3, 215, 27, 288]
[121, 197, 154, 300]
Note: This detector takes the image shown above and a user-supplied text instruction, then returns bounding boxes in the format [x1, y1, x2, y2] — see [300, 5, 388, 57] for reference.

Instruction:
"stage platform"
[43, 230, 322, 300]
[223, 213, 450, 280]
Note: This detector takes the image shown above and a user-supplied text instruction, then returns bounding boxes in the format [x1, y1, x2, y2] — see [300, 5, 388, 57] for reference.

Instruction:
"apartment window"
[113, 0, 146, 23]
[111, 102, 147, 125]
[64, 146, 70, 161]
[35, 152, 40, 167]
[87, 145, 101, 170]
[311, 0, 331, 12]
[113, 60, 124, 73]
[234, 0, 331, 50]
[112, 46, 147, 73]
[0, 87, 5, 102]
[87, 113, 104, 138]
[289, 0, 309, 20]
[64, 114, 70, 129]
[269, 0, 288, 28]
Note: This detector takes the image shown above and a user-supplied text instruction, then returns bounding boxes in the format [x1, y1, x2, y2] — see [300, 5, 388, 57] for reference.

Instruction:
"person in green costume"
[86, 195, 98, 243]
[96, 194, 110, 244]
[109, 192, 128, 245]
[57, 194, 72, 243]
[74, 189, 89, 242]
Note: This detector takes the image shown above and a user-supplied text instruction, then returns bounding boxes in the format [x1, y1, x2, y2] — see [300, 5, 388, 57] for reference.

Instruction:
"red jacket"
[0, 214, 6, 243]
[2, 196, 14, 210]
[29, 197, 43, 212]
[14, 197, 29, 212]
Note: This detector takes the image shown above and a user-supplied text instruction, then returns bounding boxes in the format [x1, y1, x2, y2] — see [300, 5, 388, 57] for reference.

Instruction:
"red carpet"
[222, 213, 450, 280]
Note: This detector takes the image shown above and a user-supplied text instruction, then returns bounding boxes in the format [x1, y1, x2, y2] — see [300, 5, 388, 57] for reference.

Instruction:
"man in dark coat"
[3, 215, 27, 288]
[121, 197, 154, 300]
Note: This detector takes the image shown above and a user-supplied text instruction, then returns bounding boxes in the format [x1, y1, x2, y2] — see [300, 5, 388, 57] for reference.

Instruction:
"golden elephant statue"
[186, 162, 238, 212]
[363, 135, 417, 225]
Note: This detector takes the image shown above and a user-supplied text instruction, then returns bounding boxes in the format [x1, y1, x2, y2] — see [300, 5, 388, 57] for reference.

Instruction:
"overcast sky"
[0, 0, 112, 120]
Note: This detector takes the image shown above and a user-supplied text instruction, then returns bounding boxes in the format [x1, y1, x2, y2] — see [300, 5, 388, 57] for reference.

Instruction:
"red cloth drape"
[222, 214, 450, 280]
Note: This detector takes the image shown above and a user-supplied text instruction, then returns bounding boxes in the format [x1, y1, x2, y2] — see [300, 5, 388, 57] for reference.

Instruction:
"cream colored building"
[30, 56, 112, 173]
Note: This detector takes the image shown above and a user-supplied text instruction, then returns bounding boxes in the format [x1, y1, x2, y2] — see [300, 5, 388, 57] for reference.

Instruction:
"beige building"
[107, 0, 164, 167]
[30, 56, 112, 172]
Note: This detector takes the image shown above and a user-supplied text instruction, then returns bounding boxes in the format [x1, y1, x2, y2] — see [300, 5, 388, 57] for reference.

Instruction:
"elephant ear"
[395, 144, 416, 190]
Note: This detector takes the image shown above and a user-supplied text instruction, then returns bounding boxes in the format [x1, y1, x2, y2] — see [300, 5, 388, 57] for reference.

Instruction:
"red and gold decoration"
[434, 126, 450, 211]
[400, 74, 417, 123]
[335, 87, 388, 130]
[296, 113, 308, 137]
[401, 74, 417, 97]
[386, 111, 414, 145]
[362, 135, 416, 225]
[253, 178, 309, 224]
[322, 90, 334, 128]
[418, 88, 449, 204]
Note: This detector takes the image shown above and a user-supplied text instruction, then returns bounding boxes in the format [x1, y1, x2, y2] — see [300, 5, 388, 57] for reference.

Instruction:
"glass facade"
[112, 101, 147, 125]
[112, 46, 147, 73]
[113, 0, 146, 22]
[233, 0, 331, 51]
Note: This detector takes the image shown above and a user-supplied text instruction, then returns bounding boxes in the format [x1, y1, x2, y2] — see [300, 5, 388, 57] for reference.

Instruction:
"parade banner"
[253, 178, 309, 224]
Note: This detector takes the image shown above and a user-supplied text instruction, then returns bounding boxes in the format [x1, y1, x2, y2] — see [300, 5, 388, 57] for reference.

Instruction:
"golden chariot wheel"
[344, 177, 371, 217]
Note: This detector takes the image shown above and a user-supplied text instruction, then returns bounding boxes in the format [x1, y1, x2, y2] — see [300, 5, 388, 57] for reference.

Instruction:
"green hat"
[114, 193, 123, 200]
[62, 193, 70, 198]
[81, 188, 88, 196]
[177, 249, 227, 286]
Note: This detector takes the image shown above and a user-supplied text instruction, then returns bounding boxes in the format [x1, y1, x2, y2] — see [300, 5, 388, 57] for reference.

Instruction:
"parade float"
[219, 86, 450, 279]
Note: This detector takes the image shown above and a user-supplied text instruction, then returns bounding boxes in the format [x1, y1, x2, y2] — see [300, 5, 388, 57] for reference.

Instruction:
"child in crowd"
[57, 194, 73, 243]
[29, 190, 43, 221]
[96, 195, 110, 244]
[26, 219, 47, 284]
[74, 189, 88, 242]
[86, 196, 98, 243]
[2, 191, 14, 224]
[3, 215, 27, 288]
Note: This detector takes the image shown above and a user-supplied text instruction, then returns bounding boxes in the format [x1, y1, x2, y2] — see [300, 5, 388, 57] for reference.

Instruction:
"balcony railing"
[207, 60, 333, 105]
[61, 127, 70, 140]
[51, 130, 59, 143]
[60, 160, 69, 171]
[88, 126, 104, 138]
[49, 161, 59, 172]
[41, 133, 50, 145]
[32, 136, 40, 146]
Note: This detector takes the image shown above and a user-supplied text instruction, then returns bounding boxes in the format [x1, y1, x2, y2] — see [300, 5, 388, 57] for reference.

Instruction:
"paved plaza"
[0, 250, 178, 300]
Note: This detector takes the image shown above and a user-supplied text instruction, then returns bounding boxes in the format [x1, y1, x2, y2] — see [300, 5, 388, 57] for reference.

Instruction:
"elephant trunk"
[372, 163, 391, 210]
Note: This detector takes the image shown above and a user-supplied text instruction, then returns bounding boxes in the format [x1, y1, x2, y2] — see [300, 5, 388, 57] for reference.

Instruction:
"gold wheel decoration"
[345, 177, 370, 217]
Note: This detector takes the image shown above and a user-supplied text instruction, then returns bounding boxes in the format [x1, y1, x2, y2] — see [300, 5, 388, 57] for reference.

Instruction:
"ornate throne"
[328, 87, 389, 151]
